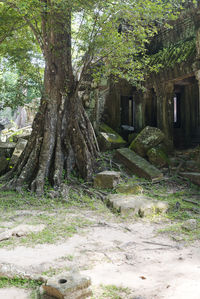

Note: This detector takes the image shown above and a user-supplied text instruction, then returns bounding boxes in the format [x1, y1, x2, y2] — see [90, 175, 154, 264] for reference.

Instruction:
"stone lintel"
[115, 148, 163, 181]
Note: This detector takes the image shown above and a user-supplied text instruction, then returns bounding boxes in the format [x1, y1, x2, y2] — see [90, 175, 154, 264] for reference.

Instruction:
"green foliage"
[0, 2, 44, 109]
[150, 37, 196, 71]
[0, 0, 182, 101]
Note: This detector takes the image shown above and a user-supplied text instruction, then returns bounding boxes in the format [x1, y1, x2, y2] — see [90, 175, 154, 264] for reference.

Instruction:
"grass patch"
[0, 215, 93, 248]
[0, 188, 103, 248]
[91, 284, 132, 299]
[0, 276, 42, 289]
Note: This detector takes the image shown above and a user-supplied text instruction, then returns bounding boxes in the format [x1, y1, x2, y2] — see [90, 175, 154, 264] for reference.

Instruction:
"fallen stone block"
[42, 272, 92, 299]
[98, 124, 126, 151]
[9, 138, 28, 165]
[147, 147, 169, 168]
[129, 126, 165, 157]
[180, 172, 200, 186]
[115, 148, 163, 181]
[98, 132, 126, 151]
[94, 171, 121, 189]
[107, 194, 168, 217]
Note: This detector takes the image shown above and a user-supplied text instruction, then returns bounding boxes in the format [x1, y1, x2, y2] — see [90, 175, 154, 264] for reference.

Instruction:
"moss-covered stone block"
[115, 148, 163, 181]
[98, 132, 126, 151]
[147, 147, 169, 168]
[99, 123, 119, 135]
[129, 126, 165, 157]
[94, 171, 121, 189]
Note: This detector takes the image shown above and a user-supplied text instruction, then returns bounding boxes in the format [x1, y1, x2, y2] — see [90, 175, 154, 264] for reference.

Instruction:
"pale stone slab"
[107, 194, 168, 217]
[115, 148, 163, 181]
[94, 171, 121, 189]
[10, 138, 28, 165]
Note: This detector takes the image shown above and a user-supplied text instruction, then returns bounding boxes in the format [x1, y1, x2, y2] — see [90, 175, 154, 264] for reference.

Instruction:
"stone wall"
[95, 4, 200, 149]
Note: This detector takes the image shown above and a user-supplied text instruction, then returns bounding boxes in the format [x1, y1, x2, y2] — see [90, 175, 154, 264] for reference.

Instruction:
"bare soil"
[0, 207, 199, 299]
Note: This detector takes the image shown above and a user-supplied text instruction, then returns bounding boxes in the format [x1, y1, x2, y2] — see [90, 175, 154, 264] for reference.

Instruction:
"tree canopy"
[0, 0, 183, 97]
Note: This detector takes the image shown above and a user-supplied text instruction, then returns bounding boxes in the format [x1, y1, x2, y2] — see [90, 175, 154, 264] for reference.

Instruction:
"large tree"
[0, 0, 180, 194]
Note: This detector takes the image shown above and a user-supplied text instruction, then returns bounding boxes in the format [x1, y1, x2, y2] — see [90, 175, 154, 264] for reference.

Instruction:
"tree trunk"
[0, 3, 97, 195]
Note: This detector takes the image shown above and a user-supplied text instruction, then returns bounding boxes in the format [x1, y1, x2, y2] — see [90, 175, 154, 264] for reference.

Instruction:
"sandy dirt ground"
[0, 209, 199, 299]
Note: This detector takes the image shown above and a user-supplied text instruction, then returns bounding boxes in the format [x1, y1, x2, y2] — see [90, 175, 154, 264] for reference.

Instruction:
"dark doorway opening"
[121, 96, 135, 140]
[121, 96, 134, 126]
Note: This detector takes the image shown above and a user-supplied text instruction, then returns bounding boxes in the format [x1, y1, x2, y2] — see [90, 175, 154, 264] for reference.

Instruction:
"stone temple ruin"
[102, 4, 200, 150]
[87, 3, 200, 188]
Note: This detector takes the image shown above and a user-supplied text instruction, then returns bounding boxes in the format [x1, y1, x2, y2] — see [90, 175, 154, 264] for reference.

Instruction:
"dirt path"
[0, 209, 199, 299]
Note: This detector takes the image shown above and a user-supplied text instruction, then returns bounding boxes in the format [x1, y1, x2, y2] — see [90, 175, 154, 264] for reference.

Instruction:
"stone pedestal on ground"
[42, 272, 92, 299]
[115, 148, 163, 181]
[94, 171, 121, 189]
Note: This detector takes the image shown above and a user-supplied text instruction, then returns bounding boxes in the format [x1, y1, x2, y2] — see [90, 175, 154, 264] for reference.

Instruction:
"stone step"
[115, 148, 163, 181]
[180, 172, 200, 187]
[106, 194, 168, 217]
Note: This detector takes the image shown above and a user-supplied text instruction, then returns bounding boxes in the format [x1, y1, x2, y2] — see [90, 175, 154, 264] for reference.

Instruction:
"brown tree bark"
[0, 3, 97, 195]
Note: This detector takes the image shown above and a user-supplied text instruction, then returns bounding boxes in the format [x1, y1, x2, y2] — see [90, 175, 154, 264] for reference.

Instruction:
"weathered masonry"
[103, 4, 200, 149]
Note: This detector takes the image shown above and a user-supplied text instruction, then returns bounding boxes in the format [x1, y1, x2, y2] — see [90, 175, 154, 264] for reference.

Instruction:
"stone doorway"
[173, 76, 200, 148]
[120, 96, 135, 127]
